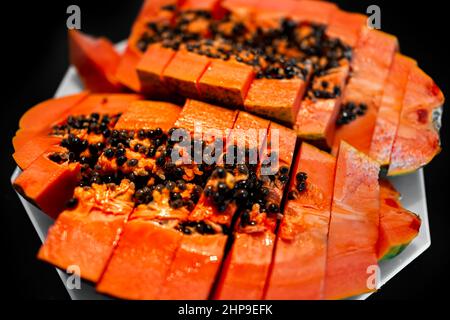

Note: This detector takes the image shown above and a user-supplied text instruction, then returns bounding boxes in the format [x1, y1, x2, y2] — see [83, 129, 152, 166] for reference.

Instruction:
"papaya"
[180, 0, 226, 20]
[265, 142, 335, 300]
[13, 150, 81, 219]
[114, 100, 181, 132]
[377, 180, 421, 261]
[38, 180, 135, 282]
[291, 0, 338, 25]
[68, 30, 123, 92]
[324, 141, 380, 300]
[244, 78, 308, 125]
[198, 60, 255, 107]
[326, 10, 366, 47]
[332, 30, 398, 155]
[136, 43, 176, 96]
[115, 47, 143, 92]
[295, 62, 350, 148]
[69, 93, 143, 116]
[163, 50, 211, 99]
[388, 66, 444, 175]
[369, 54, 416, 166]
[13, 136, 62, 170]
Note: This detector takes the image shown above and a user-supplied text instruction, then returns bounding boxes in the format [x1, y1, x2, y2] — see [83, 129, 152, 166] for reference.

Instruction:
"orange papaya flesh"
[244, 78, 308, 125]
[253, 0, 297, 27]
[180, 0, 225, 20]
[265, 142, 335, 300]
[69, 93, 143, 116]
[136, 43, 176, 96]
[369, 54, 416, 166]
[68, 30, 123, 93]
[377, 180, 421, 261]
[214, 231, 275, 299]
[324, 141, 380, 300]
[326, 10, 366, 48]
[115, 47, 143, 92]
[332, 30, 398, 155]
[159, 233, 227, 299]
[295, 62, 350, 148]
[222, 0, 259, 19]
[13, 151, 81, 219]
[388, 66, 444, 175]
[162, 50, 211, 99]
[38, 180, 135, 283]
[17, 92, 89, 136]
[198, 60, 255, 107]
[114, 100, 181, 132]
[291, 0, 338, 26]
[175, 99, 238, 140]
[13, 135, 62, 170]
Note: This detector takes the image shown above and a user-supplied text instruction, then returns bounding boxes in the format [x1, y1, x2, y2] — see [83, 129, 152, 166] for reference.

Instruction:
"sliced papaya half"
[68, 29, 123, 92]
[38, 180, 135, 282]
[265, 142, 335, 300]
[369, 54, 417, 166]
[324, 141, 380, 300]
[326, 10, 366, 47]
[377, 180, 421, 261]
[388, 66, 444, 175]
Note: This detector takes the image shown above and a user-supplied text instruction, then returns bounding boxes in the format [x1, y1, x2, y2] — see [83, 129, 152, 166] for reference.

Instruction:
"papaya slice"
[369, 54, 416, 166]
[324, 141, 380, 300]
[13, 136, 62, 170]
[244, 78, 308, 125]
[68, 30, 122, 92]
[180, 0, 225, 19]
[377, 180, 421, 261]
[16, 92, 89, 141]
[265, 142, 335, 300]
[163, 50, 211, 99]
[38, 180, 135, 283]
[332, 30, 398, 155]
[326, 10, 366, 47]
[159, 233, 227, 299]
[388, 66, 444, 175]
[69, 93, 143, 116]
[291, 0, 338, 25]
[114, 100, 181, 132]
[13, 150, 81, 219]
[136, 43, 176, 96]
[115, 47, 143, 92]
[222, 0, 259, 20]
[175, 99, 238, 136]
[295, 62, 350, 148]
[198, 60, 255, 107]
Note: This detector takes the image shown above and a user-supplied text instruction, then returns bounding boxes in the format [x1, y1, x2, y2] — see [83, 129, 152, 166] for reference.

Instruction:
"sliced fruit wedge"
[324, 141, 380, 300]
[388, 66, 444, 175]
[326, 10, 366, 47]
[265, 142, 335, 300]
[378, 180, 421, 261]
[369, 54, 416, 166]
[13, 136, 62, 170]
[332, 29, 398, 154]
[291, 0, 338, 25]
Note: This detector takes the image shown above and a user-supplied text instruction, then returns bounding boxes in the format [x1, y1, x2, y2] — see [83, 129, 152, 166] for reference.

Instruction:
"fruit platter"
[11, 0, 444, 300]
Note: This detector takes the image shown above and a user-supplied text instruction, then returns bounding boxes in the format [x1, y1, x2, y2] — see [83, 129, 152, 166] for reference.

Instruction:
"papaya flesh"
[388, 66, 444, 175]
[13, 135, 62, 170]
[295, 62, 350, 148]
[332, 30, 398, 155]
[291, 0, 338, 26]
[114, 100, 181, 132]
[377, 180, 421, 261]
[244, 78, 308, 125]
[326, 10, 366, 48]
[325, 141, 380, 300]
[38, 180, 135, 282]
[68, 29, 123, 93]
[198, 60, 255, 107]
[13, 151, 81, 219]
[266, 142, 335, 300]
[369, 54, 417, 166]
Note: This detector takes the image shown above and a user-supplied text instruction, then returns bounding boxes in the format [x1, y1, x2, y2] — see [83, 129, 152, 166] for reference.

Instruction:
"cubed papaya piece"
[97, 220, 183, 299]
[38, 180, 135, 283]
[295, 63, 350, 148]
[175, 99, 238, 136]
[13, 151, 81, 219]
[115, 46, 142, 92]
[198, 60, 255, 107]
[163, 50, 211, 99]
[13, 136, 62, 170]
[291, 0, 337, 25]
[114, 100, 181, 132]
[227, 111, 270, 153]
[244, 79, 307, 125]
[326, 10, 366, 47]
[136, 44, 176, 96]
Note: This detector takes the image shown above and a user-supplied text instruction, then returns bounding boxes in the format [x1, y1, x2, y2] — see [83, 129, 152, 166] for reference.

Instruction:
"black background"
[0, 1, 448, 300]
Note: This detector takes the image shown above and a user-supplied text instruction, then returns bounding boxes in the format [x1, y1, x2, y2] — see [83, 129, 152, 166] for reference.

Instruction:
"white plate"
[11, 41, 431, 300]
